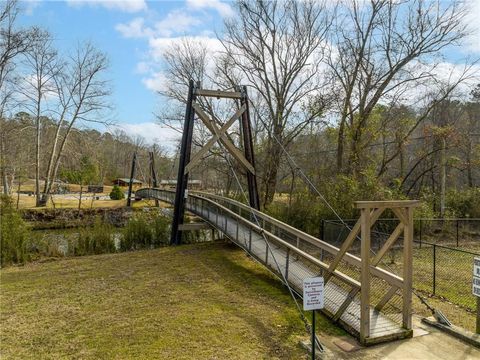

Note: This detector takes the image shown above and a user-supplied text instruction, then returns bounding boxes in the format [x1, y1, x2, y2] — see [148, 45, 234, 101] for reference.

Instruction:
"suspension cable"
[211, 118, 324, 351]
[251, 103, 439, 313]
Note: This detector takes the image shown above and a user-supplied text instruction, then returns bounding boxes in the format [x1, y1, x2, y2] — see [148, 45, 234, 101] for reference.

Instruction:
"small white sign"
[473, 276, 480, 297]
[303, 277, 324, 311]
[474, 257, 480, 277]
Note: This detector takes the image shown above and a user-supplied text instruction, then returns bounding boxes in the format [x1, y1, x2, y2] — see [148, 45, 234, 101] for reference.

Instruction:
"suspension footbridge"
[137, 188, 419, 346]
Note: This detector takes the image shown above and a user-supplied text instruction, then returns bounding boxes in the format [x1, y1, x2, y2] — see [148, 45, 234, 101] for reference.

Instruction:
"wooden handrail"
[193, 191, 403, 289]
[355, 200, 421, 209]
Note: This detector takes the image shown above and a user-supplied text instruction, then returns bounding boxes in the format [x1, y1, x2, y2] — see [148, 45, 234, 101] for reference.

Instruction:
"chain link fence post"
[433, 243, 436, 295]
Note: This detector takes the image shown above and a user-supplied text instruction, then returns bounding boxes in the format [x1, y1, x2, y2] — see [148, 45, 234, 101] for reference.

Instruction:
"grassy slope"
[0, 242, 343, 359]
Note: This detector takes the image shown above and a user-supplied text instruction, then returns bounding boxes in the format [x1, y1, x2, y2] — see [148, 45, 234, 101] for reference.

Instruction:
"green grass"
[0, 242, 343, 359]
[385, 245, 478, 332]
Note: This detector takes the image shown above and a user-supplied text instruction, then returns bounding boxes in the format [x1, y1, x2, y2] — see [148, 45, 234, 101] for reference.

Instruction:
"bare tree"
[40, 42, 111, 205]
[157, 38, 244, 194]
[17, 30, 58, 205]
[0, 0, 37, 194]
[220, 0, 332, 206]
[329, 0, 473, 175]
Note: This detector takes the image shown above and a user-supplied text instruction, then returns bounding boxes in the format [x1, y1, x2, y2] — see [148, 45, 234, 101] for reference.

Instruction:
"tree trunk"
[440, 137, 446, 218]
[263, 140, 282, 207]
[0, 134, 9, 195]
[466, 140, 474, 187]
[399, 143, 405, 179]
[16, 178, 21, 209]
[337, 118, 346, 173]
[41, 115, 65, 206]
[35, 110, 41, 206]
[78, 184, 83, 211]
[288, 168, 295, 209]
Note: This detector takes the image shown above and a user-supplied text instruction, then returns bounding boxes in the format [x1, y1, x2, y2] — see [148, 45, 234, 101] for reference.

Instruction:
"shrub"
[0, 195, 30, 266]
[151, 215, 170, 247]
[109, 185, 125, 200]
[120, 212, 170, 251]
[266, 173, 408, 237]
[446, 188, 480, 218]
[73, 218, 115, 256]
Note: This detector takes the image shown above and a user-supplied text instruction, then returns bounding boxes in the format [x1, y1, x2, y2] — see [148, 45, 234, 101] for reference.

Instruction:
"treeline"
[155, 0, 480, 219]
[0, 0, 172, 203]
[1, 112, 173, 191]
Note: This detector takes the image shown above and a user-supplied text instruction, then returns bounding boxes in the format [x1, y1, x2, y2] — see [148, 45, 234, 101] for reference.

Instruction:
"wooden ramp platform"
[136, 188, 415, 345]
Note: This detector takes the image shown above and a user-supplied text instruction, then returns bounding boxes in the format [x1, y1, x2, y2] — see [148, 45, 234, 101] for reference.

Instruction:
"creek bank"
[21, 207, 145, 229]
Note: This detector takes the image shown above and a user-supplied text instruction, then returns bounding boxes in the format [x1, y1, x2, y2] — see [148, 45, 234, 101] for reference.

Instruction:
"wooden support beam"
[194, 89, 243, 99]
[392, 207, 408, 225]
[355, 200, 421, 209]
[185, 104, 246, 174]
[192, 103, 255, 174]
[360, 208, 371, 342]
[375, 286, 398, 311]
[403, 207, 414, 330]
[324, 207, 384, 283]
[371, 223, 404, 266]
[333, 287, 360, 321]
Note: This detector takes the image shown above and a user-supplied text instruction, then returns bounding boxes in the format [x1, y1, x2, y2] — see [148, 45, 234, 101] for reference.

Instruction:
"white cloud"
[148, 35, 223, 62]
[115, 122, 180, 147]
[142, 71, 168, 92]
[23, 0, 41, 16]
[115, 17, 153, 38]
[67, 0, 147, 13]
[186, 0, 233, 18]
[116, 10, 202, 39]
[154, 10, 202, 37]
[135, 61, 151, 74]
[464, 0, 480, 54]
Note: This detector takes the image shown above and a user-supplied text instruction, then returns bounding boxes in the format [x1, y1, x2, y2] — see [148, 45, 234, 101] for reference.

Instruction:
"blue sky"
[17, 0, 480, 146]
[18, 0, 231, 146]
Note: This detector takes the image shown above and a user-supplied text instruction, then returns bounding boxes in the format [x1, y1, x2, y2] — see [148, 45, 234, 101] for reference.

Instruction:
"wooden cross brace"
[185, 102, 255, 175]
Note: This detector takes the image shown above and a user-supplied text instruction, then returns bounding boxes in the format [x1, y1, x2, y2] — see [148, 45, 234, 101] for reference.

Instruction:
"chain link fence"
[321, 218, 480, 329]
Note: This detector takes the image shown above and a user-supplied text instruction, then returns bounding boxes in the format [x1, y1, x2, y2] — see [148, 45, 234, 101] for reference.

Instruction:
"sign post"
[303, 277, 324, 359]
[472, 257, 480, 334]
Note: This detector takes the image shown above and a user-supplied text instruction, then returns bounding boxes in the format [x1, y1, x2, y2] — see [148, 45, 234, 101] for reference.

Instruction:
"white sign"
[473, 276, 480, 298]
[474, 257, 480, 277]
[473, 257, 480, 298]
[303, 277, 324, 311]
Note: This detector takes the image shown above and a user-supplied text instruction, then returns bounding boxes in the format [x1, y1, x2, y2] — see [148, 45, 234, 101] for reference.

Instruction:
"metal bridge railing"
[136, 188, 415, 345]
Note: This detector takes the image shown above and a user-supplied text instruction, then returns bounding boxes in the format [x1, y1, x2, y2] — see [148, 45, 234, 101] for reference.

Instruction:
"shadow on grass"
[205, 242, 347, 338]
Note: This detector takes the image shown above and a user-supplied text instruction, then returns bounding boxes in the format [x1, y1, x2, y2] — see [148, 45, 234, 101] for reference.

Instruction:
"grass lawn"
[384, 245, 478, 332]
[0, 242, 343, 359]
[15, 193, 159, 210]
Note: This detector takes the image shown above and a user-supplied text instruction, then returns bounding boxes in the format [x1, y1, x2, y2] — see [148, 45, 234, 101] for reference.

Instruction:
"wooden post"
[126, 152, 137, 207]
[477, 297, 480, 334]
[360, 208, 371, 343]
[403, 207, 414, 330]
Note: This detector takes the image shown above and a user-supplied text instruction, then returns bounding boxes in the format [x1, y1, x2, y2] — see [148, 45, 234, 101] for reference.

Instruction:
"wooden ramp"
[136, 188, 417, 345]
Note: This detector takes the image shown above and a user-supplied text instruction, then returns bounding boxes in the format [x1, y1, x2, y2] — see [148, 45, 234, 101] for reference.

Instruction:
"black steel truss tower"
[170, 80, 260, 245]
